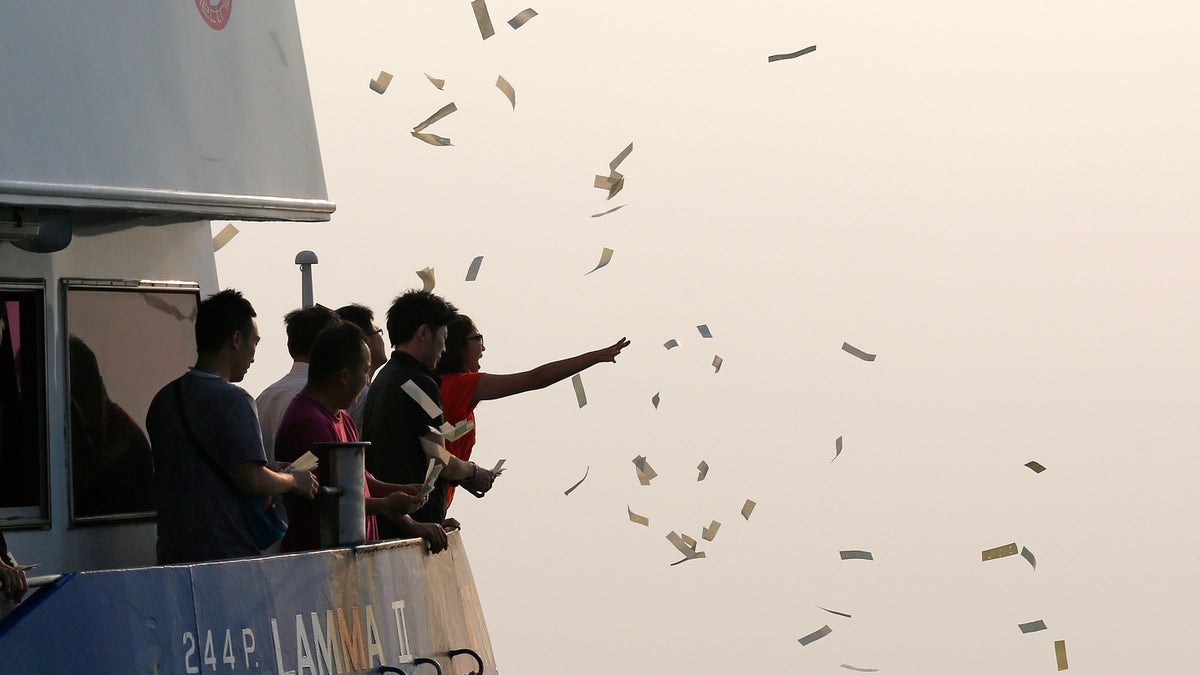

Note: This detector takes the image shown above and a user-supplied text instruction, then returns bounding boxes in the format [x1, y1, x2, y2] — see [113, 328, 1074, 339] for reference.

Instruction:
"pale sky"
[216, 1, 1200, 672]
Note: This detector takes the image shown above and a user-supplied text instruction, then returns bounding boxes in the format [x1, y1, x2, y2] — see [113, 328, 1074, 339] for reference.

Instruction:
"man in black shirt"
[361, 291, 495, 553]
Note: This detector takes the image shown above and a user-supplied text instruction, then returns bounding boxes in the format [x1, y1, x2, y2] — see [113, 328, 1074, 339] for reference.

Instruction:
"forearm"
[441, 455, 476, 481]
[364, 497, 390, 516]
[525, 351, 607, 390]
[476, 350, 606, 401]
[230, 463, 295, 496]
[365, 473, 398, 497]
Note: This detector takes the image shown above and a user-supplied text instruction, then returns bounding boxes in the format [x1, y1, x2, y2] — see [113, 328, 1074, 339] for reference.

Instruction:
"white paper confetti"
[585, 247, 614, 275]
[842, 341, 876, 362]
[571, 373, 587, 408]
[369, 71, 393, 94]
[798, 625, 831, 646]
[563, 466, 589, 495]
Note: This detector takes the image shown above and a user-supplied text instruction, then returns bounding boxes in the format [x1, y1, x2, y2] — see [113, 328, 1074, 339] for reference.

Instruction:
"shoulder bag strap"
[173, 377, 239, 492]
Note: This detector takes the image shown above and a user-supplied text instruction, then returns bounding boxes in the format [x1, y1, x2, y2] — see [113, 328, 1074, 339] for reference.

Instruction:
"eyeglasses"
[468, 333, 484, 342]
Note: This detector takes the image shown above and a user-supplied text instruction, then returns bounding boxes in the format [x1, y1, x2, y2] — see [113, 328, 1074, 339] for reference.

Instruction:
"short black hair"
[195, 289, 256, 354]
[335, 303, 374, 334]
[284, 305, 339, 359]
[435, 314, 476, 375]
[308, 323, 367, 384]
[385, 290, 458, 348]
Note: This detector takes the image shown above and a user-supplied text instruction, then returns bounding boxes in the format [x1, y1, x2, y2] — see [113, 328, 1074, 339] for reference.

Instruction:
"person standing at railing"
[436, 314, 628, 515]
[273, 322, 427, 552]
[360, 291, 496, 553]
[256, 305, 339, 462]
[334, 303, 389, 430]
[146, 290, 318, 564]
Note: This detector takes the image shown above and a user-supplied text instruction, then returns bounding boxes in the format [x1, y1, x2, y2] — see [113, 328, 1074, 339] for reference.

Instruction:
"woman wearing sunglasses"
[436, 315, 629, 516]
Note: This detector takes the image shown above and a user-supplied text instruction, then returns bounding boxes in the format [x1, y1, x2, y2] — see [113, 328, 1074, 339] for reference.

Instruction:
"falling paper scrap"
[712, 355, 723, 373]
[571, 373, 587, 408]
[652, 393, 660, 409]
[424, 73, 445, 90]
[701, 520, 720, 541]
[507, 8, 538, 29]
[696, 324, 713, 338]
[470, 0, 495, 39]
[632, 456, 658, 481]
[606, 175, 624, 200]
[663, 339, 679, 350]
[627, 506, 650, 527]
[411, 132, 452, 147]
[680, 534, 698, 550]
[669, 553, 706, 566]
[491, 459, 506, 474]
[591, 205, 626, 218]
[697, 460, 709, 481]
[563, 466, 589, 495]
[610, 142, 633, 172]
[369, 70, 393, 94]
[438, 418, 475, 442]
[1020, 546, 1037, 569]
[1018, 620, 1048, 634]
[741, 499, 756, 520]
[416, 267, 436, 292]
[982, 542, 1019, 561]
[767, 45, 816, 62]
[417, 458, 445, 498]
[1026, 460, 1047, 473]
[842, 341, 877, 362]
[832, 436, 843, 463]
[401, 379, 443, 419]
[495, 75, 516, 109]
[465, 256, 484, 282]
[839, 666, 879, 673]
[666, 531, 699, 558]
[797, 625, 832, 647]
[585, 247, 614, 275]
[212, 224, 239, 252]
[633, 456, 656, 486]
[1054, 640, 1068, 670]
[839, 550, 874, 561]
[594, 174, 621, 190]
[413, 102, 457, 133]
[817, 606, 852, 619]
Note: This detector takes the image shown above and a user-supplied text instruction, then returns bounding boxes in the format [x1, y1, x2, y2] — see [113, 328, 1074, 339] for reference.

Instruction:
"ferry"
[0, 3, 497, 672]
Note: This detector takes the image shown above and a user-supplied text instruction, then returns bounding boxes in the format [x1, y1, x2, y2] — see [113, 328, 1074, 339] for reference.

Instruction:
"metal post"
[315, 441, 368, 547]
[295, 250, 318, 308]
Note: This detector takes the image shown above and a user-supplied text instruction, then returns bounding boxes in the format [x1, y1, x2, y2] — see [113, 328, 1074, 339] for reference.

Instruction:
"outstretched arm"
[471, 338, 630, 404]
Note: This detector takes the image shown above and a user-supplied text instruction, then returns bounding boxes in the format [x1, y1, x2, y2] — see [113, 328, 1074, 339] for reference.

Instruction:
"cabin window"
[62, 281, 200, 524]
[0, 283, 47, 527]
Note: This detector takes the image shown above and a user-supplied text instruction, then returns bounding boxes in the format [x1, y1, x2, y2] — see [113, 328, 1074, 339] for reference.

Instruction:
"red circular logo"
[195, 0, 232, 30]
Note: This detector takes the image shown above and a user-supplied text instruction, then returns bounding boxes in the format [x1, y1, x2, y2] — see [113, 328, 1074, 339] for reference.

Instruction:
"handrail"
[447, 647, 484, 675]
[375, 659, 443, 675]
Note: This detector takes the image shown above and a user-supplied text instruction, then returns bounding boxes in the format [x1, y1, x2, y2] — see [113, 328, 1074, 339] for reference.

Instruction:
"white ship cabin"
[0, 2, 333, 575]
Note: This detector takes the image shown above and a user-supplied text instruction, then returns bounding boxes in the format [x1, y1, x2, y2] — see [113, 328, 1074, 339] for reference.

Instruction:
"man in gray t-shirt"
[146, 290, 317, 565]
